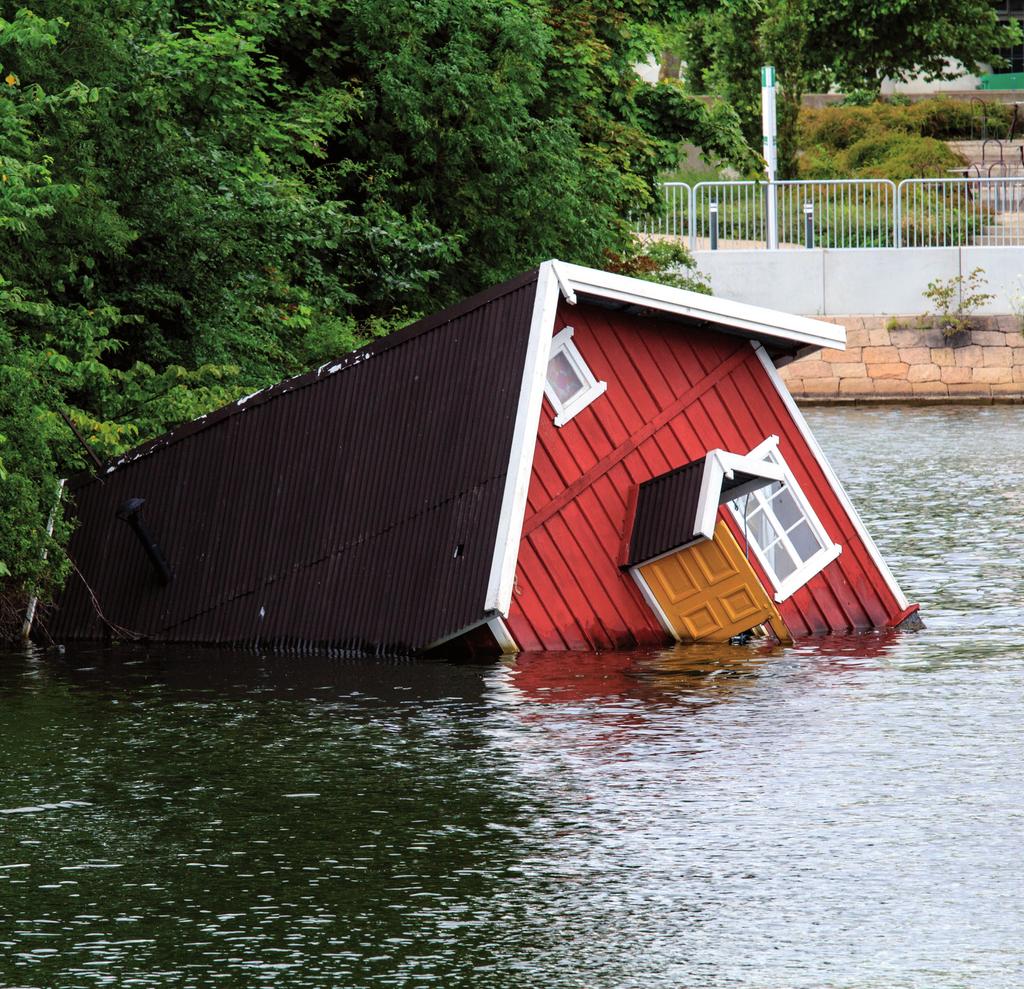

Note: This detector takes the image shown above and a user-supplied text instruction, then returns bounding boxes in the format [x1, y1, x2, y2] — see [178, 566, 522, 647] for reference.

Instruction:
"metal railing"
[639, 177, 1024, 249]
[779, 179, 897, 248]
[897, 177, 1024, 247]
[635, 181, 690, 241]
[689, 179, 897, 249]
[691, 181, 767, 249]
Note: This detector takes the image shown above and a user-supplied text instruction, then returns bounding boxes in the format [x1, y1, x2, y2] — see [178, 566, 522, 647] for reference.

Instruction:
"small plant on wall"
[921, 267, 993, 341]
[1009, 274, 1024, 337]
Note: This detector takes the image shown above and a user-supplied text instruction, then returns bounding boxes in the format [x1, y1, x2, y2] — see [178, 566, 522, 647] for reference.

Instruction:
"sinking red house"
[50, 261, 920, 654]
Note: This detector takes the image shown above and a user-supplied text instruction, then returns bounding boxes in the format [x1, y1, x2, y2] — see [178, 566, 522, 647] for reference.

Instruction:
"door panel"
[637, 520, 790, 643]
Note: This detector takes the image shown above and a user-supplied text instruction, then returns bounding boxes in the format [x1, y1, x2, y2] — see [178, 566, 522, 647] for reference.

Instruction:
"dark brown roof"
[52, 269, 541, 653]
[626, 459, 707, 567]
[625, 457, 770, 566]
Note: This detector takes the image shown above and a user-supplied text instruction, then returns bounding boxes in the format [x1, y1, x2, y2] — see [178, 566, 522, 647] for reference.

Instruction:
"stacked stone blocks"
[780, 315, 1024, 401]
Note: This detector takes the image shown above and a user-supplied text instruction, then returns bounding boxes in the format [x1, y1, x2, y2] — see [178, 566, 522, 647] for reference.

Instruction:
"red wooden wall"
[506, 301, 907, 651]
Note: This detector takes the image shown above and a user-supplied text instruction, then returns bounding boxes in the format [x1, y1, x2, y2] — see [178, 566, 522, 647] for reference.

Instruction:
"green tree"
[682, 0, 1020, 177]
[1, 0, 751, 626]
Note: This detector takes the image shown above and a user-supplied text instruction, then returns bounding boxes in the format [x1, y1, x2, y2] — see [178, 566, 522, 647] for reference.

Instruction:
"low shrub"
[800, 96, 1014, 147]
[842, 134, 964, 181]
[799, 132, 964, 181]
[798, 105, 881, 152]
[798, 145, 844, 180]
[910, 97, 1012, 140]
[797, 97, 1013, 179]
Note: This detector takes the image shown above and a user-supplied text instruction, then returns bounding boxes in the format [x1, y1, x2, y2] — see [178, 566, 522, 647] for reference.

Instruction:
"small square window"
[544, 326, 607, 428]
[727, 439, 841, 602]
[547, 350, 586, 405]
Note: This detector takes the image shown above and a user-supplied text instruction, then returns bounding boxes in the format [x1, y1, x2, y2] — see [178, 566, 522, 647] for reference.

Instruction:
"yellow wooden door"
[637, 520, 790, 643]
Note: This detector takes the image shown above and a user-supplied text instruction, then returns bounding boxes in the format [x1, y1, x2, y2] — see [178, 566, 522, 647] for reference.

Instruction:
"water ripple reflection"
[1, 406, 1022, 987]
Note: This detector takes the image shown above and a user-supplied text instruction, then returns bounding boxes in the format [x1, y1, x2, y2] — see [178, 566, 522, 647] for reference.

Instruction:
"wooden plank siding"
[506, 301, 906, 650]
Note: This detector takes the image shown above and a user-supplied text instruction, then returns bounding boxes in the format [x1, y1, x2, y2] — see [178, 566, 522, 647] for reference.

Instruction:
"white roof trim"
[750, 341, 909, 610]
[551, 260, 578, 304]
[484, 261, 561, 614]
[549, 260, 845, 353]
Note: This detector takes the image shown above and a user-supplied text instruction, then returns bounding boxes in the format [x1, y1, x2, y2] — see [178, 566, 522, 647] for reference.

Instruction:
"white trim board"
[630, 568, 679, 641]
[751, 341, 909, 610]
[484, 261, 562, 615]
[486, 617, 519, 655]
[549, 260, 846, 353]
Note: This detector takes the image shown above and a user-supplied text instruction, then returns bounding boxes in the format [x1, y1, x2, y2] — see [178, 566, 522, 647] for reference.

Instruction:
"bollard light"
[804, 201, 815, 249]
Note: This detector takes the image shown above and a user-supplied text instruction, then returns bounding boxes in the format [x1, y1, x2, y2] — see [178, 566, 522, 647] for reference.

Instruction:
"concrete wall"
[695, 246, 1024, 316]
[779, 315, 1024, 402]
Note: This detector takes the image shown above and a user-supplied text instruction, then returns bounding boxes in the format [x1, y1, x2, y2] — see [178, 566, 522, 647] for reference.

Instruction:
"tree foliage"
[0, 0, 750, 628]
[682, 0, 1021, 177]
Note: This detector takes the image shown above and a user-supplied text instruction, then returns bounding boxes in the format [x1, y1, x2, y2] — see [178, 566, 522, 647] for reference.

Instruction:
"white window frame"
[543, 325, 607, 427]
[726, 435, 842, 603]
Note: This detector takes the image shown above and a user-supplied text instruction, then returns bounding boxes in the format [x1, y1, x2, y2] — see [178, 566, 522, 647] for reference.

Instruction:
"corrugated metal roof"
[626, 459, 707, 566]
[52, 269, 541, 653]
[625, 457, 775, 566]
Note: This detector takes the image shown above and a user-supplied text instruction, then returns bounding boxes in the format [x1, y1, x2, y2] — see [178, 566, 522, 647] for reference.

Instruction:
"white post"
[22, 479, 65, 642]
[761, 65, 778, 250]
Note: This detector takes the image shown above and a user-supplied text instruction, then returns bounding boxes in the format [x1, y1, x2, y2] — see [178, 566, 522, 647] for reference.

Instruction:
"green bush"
[798, 96, 1013, 158]
[798, 108, 967, 181]
[838, 89, 879, 107]
[799, 105, 881, 151]
[798, 146, 844, 179]
[841, 133, 963, 180]
[921, 267, 994, 336]
[911, 97, 1012, 140]
[607, 240, 711, 293]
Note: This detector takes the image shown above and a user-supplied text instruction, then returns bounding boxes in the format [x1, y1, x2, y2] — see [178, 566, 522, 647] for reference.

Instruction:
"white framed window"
[544, 325, 607, 427]
[726, 436, 841, 602]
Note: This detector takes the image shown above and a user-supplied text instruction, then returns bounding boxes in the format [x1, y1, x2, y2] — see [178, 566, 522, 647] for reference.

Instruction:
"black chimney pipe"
[116, 498, 173, 585]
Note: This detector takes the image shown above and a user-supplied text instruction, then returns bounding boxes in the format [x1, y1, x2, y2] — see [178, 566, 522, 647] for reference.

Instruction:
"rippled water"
[2, 406, 1023, 988]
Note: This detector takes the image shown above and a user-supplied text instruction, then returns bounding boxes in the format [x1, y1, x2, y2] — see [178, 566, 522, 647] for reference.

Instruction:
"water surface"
[2, 405, 1022, 988]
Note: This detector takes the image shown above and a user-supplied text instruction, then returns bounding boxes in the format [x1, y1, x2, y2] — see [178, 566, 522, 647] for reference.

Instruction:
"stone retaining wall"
[779, 315, 1024, 402]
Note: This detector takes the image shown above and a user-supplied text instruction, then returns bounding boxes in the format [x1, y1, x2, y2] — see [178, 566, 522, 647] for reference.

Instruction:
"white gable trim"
[550, 261, 845, 354]
[750, 342, 909, 610]
[484, 261, 561, 614]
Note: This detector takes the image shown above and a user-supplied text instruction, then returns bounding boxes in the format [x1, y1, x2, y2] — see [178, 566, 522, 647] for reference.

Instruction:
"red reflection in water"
[503, 630, 906, 710]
